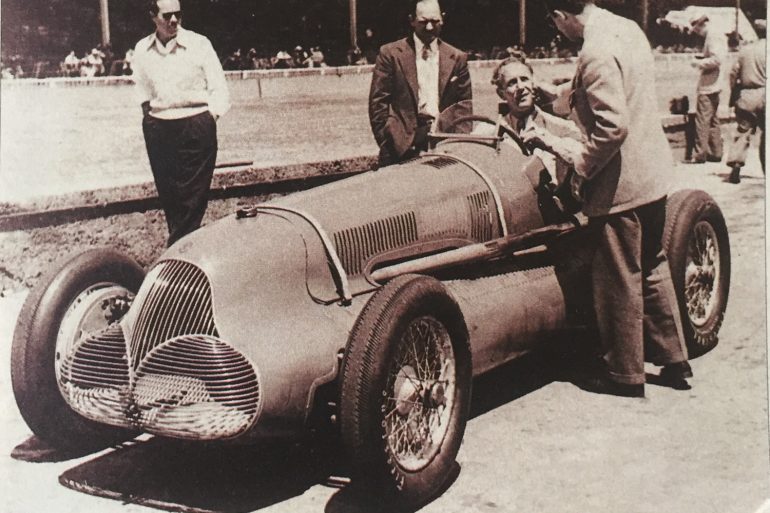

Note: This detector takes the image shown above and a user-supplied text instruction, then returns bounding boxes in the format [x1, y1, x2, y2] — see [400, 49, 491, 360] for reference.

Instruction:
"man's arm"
[368, 48, 394, 147]
[696, 33, 727, 71]
[572, 50, 629, 181]
[202, 38, 230, 120]
[131, 44, 153, 117]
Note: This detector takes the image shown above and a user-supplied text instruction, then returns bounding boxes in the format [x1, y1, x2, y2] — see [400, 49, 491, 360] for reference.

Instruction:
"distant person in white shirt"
[682, 12, 728, 164]
[132, 0, 230, 246]
[63, 50, 79, 76]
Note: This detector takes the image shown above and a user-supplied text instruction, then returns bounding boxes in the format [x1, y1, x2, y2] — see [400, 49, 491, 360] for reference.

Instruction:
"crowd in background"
[0, 23, 755, 79]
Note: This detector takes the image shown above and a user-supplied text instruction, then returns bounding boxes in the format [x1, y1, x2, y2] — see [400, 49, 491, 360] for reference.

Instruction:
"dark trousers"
[588, 198, 687, 385]
[693, 92, 723, 162]
[143, 111, 217, 246]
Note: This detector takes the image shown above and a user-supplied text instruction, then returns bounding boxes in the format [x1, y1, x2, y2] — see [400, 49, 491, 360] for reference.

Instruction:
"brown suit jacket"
[569, 7, 673, 217]
[368, 36, 472, 165]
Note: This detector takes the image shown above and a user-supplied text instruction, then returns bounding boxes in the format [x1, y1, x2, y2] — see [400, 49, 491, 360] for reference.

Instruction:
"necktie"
[422, 45, 432, 60]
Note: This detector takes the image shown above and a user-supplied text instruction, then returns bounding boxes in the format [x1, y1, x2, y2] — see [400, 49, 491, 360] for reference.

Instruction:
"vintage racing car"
[11, 102, 730, 508]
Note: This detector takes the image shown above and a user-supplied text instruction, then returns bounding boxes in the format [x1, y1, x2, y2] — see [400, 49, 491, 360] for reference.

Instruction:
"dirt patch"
[0, 194, 283, 295]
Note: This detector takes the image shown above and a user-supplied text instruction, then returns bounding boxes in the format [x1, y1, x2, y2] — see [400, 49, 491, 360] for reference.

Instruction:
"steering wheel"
[441, 115, 531, 156]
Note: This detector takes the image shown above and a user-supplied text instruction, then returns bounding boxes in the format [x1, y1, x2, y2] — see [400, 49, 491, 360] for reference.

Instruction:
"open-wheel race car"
[11, 101, 730, 509]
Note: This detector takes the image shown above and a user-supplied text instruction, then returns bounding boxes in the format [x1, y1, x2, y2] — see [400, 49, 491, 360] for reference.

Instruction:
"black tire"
[340, 274, 471, 509]
[11, 247, 145, 451]
[663, 190, 731, 358]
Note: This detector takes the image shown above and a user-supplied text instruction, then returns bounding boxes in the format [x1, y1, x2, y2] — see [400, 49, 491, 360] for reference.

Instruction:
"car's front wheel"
[340, 274, 471, 509]
[11, 248, 144, 451]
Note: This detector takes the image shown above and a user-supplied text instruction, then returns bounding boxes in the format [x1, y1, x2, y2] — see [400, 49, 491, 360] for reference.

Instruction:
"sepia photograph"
[0, 0, 767, 512]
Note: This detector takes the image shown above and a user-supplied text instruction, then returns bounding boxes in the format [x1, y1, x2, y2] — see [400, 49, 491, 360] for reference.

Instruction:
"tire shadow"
[58, 436, 343, 513]
[52, 336, 596, 513]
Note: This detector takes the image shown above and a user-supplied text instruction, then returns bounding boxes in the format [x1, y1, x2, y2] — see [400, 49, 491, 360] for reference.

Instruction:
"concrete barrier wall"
[0, 54, 737, 95]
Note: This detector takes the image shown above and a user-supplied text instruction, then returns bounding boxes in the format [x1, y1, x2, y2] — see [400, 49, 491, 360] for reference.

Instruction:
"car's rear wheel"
[663, 190, 731, 358]
[340, 274, 471, 509]
[11, 248, 144, 451]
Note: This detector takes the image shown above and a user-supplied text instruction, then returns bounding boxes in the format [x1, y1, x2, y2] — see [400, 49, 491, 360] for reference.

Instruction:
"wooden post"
[99, 0, 110, 46]
[350, 0, 358, 50]
[519, 0, 526, 48]
[641, 0, 649, 35]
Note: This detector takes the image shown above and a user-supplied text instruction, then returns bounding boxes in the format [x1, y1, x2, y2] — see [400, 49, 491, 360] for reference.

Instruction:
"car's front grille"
[128, 260, 217, 370]
[58, 260, 262, 440]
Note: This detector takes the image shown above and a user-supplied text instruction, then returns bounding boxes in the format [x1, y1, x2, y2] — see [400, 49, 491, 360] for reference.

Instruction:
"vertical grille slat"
[129, 260, 218, 370]
[332, 212, 418, 276]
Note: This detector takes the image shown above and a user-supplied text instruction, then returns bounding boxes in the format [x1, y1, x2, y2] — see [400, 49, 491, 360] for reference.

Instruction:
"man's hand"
[521, 125, 553, 151]
[570, 172, 586, 202]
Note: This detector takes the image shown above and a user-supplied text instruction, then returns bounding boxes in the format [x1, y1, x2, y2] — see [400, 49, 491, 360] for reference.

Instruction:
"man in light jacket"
[526, 0, 691, 398]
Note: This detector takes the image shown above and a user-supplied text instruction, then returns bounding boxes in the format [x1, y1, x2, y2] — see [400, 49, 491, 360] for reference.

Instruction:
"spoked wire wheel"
[664, 190, 730, 358]
[11, 248, 144, 451]
[684, 221, 722, 328]
[384, 316, 456, 472]
[341, 274, 471, 507]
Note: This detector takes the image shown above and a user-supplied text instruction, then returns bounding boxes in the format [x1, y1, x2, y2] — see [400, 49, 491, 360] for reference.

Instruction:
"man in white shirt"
[368, 0, 472, 166]
[683, 13, 728, 164]
[132, 0, 230, 246]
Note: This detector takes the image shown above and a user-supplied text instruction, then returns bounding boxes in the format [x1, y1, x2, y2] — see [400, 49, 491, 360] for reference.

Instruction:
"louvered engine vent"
[422, 156, 458, 169]
[333, 212, 418, 275]
[467, 191, 495, 241]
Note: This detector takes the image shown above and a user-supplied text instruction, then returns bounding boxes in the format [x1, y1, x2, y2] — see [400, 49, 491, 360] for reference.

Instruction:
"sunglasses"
[161, 11, 182, 20]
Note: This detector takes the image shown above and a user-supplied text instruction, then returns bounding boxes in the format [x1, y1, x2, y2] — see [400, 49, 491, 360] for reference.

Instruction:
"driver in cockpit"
[488, 56, 584, 185]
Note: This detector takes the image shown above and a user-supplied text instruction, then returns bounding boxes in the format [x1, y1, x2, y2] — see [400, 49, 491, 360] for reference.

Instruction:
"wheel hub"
[685, 221, 721, 326]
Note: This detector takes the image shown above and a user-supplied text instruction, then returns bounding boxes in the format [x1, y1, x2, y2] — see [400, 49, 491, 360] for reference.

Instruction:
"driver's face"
[498, 62, 535, 117]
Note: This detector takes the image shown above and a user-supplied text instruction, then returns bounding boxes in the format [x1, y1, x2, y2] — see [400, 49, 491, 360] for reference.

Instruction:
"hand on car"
[522, 125, 560, 156]
[570, 172, 586, 202]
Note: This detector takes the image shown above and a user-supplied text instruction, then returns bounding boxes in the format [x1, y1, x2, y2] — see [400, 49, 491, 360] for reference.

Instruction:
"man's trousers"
[588, 198, 688, 385]
[727, 88, 766, 173]
[693, 92, 723, 162]
[143, 111, 218, 246]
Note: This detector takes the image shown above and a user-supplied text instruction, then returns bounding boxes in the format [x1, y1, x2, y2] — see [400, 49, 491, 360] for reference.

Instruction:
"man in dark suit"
[527, 0, 691, 398]
[368, 0, 472, 167]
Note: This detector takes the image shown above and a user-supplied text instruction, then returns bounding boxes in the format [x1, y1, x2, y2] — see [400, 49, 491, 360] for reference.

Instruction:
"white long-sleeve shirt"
[132, 27, 230, 120]
[696, 28, 728, 94]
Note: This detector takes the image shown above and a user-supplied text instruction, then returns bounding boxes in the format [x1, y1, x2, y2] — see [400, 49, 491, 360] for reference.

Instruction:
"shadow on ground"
[42, 339, 594, 513]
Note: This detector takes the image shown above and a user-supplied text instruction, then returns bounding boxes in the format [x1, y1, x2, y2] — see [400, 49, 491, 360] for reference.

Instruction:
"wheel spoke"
[383, 315, 456, 471]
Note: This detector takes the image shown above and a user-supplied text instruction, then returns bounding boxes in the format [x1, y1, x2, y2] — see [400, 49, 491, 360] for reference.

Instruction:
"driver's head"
[410, 0, 444, 46]
[492, 58, 535, 119]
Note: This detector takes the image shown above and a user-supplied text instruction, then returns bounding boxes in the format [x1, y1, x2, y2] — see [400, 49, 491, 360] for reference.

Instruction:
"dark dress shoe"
[706, 155, 723, 163]
[580, 375, 645, 398]
[681, 158, 706, 164]
[658, 361, 693, 390]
